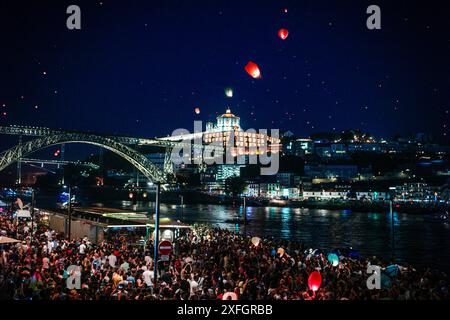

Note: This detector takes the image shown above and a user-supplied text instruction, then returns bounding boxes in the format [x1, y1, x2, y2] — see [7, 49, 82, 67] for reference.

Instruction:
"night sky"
[0, 0, 449, 142]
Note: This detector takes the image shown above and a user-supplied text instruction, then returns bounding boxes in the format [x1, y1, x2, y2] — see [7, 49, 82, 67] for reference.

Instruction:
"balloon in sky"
[194, 107, 201, 114]
[308, 271, 322, 292]
[278, 28, 289, 40]
[327, 253, 339, 267]
[244, 61, 262, 79]
[225, 87, 233, 98]
[251, 236, 261, 247]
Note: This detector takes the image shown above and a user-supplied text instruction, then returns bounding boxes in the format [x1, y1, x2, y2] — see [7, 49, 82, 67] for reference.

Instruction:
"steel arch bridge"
[0, 132, 169, 184]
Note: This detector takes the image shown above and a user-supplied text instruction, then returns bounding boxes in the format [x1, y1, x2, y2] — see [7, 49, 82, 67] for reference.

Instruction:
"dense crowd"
[0, 209, 448, 300]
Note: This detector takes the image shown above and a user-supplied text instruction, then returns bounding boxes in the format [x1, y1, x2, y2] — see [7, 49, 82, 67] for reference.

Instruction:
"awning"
[0, 236, 21, 244]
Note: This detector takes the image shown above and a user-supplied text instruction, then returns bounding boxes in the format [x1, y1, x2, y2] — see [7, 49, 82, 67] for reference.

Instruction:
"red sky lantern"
[278, 28, 289, 40]
[244, 61, 262, 79]
[308, 271, 322, 292]
[194, 107, 201, 114]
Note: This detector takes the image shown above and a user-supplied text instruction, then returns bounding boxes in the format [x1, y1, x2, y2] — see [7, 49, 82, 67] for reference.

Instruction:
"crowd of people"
[0, 208, 448, 300]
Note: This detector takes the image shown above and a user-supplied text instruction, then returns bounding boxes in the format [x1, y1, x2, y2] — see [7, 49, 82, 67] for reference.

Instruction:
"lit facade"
[203, 108, 281, 156]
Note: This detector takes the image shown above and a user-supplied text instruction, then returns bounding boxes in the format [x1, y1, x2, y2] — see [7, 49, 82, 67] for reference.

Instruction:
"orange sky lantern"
[244, 61, 262, 79]
[278, 28, 289, 40]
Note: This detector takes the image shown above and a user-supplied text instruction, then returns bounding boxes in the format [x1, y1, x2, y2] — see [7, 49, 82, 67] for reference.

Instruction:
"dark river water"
[38, 195, 450, 273]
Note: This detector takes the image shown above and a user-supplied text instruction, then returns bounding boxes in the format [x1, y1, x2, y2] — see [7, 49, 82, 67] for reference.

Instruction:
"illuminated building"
[302, 191, 349, 200]
[216, 164, 242, 181]
[203, 108, 281, 157]
[161, 108, 281, 159]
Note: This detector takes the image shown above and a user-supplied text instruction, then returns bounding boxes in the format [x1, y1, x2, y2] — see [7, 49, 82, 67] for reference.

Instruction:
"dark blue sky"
[0, 0, 449, 141]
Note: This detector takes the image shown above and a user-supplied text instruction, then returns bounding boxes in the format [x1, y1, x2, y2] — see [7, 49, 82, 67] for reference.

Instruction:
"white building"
[302, 191, 349, 200]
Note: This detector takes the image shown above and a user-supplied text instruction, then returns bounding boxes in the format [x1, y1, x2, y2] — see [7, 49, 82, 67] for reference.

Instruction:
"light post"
[153, 182, 161, 287]
[243, 196, 247, 225]
[180, 195, 184, 220]
[30, 189, 35, 243]
[67, 185, 72, 240]
[389, 187, 396, 261]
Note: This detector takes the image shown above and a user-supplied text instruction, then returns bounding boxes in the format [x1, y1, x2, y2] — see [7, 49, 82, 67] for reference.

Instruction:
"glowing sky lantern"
[244, 61, 262, 79]
[277, 247, 285, 257]
[327, 253, 339, 267]
[194, 107, 201, 114]
[222, 292, 238, 300]
[251, 236, 261, 247]
[308, 271, 322, 292]
[278, 28, 289, 40]
[225, 87, 233, 98]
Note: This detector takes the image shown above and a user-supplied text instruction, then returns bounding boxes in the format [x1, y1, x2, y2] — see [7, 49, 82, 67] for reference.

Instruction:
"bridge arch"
[0, 133, 168, 184]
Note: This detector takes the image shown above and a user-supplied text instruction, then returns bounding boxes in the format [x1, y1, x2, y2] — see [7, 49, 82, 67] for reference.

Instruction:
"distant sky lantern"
[194, 107, 201, 114]
[278, 28, 289, 40]
[283, 8, 288, 13]
[244, 61, 262, 79]
[327, 253, 339, 267]
[308, 271, 322, 292]
[225, 87, 233, 98]
[277, 247, 285, 257]
[251, 236, 261, 247]
[222, 292, 238, 300]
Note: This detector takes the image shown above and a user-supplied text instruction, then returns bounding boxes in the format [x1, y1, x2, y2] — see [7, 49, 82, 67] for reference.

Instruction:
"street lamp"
[153, 182, 161, 287]
[64, 185, 73, 240]
[179, 194, 184, 220]
[389, 187, 396, 261]
[30, 189, 35, 244]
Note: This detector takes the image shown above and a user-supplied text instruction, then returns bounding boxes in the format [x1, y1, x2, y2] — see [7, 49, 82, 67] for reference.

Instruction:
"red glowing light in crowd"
[308, 271, 322, 292]
[278, 28, 289, 40]
[244, 61, 262, 79]
[54, 149, 61, 157]
[194, 107, 201, 114]
[283, 8, 288, 13]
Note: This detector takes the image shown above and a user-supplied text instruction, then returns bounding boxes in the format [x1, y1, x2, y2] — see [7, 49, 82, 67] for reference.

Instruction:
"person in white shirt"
[142, 266, 154, 286]
[108, 253, 117, 267]
[79, 242, 87, 255]
[47, 240, 54, 254]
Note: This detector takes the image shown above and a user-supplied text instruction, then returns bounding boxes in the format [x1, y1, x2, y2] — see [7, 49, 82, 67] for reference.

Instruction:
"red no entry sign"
[158, 240, 173, 255]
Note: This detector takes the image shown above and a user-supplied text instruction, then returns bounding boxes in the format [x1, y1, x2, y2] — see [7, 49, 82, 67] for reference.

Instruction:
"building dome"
[216, 108, 240, 131]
